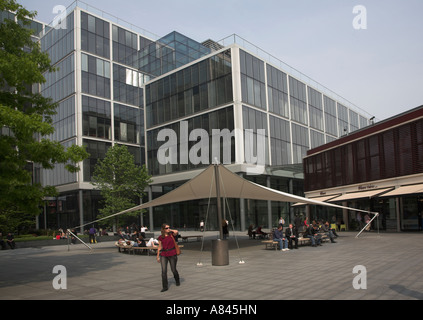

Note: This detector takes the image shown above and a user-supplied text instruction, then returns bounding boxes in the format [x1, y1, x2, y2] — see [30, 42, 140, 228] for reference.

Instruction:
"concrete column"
[267, 176, 272, 228]
[342, 201, 349, 230]
[79, 190, 84, 234]
[239, 173, 246, 231]
[148, 186, 154, 231]
[396, 197, 401, 232]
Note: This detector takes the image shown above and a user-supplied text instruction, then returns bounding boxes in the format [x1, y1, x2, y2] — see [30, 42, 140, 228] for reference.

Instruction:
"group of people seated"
[302, 221, 338, 247]
[116, 229, 159, 250]
[249, 219, 339, 251]
[248, 225, 268, 239]
[54, 228, 68, 240]
[273, 221, 338, 250]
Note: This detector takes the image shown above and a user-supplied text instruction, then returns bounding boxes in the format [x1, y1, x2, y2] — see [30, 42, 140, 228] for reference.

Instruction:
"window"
[114, 103, 142, 144]
[291, 123, 309, 164]
[147, 106, 234, 175]
[112, 25, 137, 67]
[289, 77, 307, 125]
[81, 12, 110, 59]
[308, 87, 323, 131]
[240, 50, 266, 109]
[267, 65, 289, 118]
[324, 96, 337, 136]
[81, 53, 110, 99]
[83, 140, 111, 182]
[82, 95, 111, 140]
[269, 115, 291, 165]
[145, 50, 232, 128]
[113, 64, 145, 106]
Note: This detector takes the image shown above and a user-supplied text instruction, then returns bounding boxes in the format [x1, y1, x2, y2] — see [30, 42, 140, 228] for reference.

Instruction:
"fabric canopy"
[77, 164, 377, 229]
[328, 188, 393, 202]
[291, 194, 341, 207]
[380, 184, 423, 197]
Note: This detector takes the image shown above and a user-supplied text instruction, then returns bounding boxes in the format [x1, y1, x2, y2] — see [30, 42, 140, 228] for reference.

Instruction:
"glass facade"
[145, 50, 232, 128]
[147, 106, 235, 175]
[82, 95, 111, 140]
[114, 103, 143, 145]
[81, 53, 111, 99]
[112, 24, 137, 67]
[267, 64, 289, 118]
[240, 50, 266, 110]
[269, 115, 291, 166]
[81, 11, 110, 59]
[82, 139, 112, 182]
[139, 31, 211, 77]
[46, 96, 76, 142]
[242, 106, 269, 165]
[31, 5, 371, 232]
[304, 118, 423, 191]
[113, 63, 145, 106]
[41, 11, 74, 65]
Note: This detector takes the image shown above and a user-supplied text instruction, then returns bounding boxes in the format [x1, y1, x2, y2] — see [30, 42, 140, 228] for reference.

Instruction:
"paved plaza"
[1, 231, 423, 301]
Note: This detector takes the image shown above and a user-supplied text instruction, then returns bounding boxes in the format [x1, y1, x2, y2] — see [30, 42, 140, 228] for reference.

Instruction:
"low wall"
[15, 235, 121, 249]
[13, 232, 156, 249]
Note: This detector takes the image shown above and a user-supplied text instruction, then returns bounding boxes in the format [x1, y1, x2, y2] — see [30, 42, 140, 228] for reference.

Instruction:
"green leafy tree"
[92, 144, 152, 228]
[0, 0, 89, 228]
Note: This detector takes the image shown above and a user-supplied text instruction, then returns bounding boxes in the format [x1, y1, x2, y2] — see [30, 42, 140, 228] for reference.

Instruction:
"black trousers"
[160, 255, 179, 289]
[288, 237, 298, 248]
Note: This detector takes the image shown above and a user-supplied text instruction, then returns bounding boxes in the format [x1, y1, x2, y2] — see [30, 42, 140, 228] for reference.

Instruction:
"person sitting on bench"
[255, 226, 267, 239]
[304, 224, 322, 247]
[273, 225, 289, 251]
[285, 223, 299, 249]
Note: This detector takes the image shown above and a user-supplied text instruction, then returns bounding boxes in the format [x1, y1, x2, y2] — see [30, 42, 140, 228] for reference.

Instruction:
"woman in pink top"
[156, 223, 180, 292]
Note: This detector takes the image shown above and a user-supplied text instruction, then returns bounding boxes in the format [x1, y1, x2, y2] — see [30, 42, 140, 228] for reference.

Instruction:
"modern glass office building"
[16, 1, 371, 231]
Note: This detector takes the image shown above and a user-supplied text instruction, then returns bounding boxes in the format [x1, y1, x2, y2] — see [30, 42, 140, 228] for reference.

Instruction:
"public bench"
[180, 235, 203, 242]
[130, 246, 158, 256]
[262, 234, 329, 250]
[115, 242, 183, 256]
[131, 245, 184, 255]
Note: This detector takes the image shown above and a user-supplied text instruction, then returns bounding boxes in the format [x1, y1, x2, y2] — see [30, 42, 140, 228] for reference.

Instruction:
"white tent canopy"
[77, 164, 377, 229]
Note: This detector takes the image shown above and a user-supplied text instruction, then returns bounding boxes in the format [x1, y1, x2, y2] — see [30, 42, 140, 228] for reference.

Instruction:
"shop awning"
[291, 194, 341, 207]
[328, 188, 393, 202]
[380, 184, 423, 197]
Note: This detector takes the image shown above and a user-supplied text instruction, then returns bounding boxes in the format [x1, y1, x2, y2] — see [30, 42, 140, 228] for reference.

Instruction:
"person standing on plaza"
[157, 224, 180, 292]
[303, 217, 309, 231]
[364, 213, 371, 231]
[89, 225, 97, 244]
[222, 219, 229, 239]
[294, 214, 302, 230]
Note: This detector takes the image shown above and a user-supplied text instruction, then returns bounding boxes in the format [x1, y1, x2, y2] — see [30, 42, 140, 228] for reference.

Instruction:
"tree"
[0, 0, 89, 224]
[92, 144, 152, 228]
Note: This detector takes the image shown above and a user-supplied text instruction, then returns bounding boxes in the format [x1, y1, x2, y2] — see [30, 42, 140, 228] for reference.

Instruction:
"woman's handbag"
[172, 234, 181, 255]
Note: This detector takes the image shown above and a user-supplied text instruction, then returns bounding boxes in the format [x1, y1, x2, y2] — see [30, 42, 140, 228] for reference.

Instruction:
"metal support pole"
[355, 212, 379, 238]
[215, 164, 223, 240]
[212, 163, 229, 266]
[67, 229, 92, 250]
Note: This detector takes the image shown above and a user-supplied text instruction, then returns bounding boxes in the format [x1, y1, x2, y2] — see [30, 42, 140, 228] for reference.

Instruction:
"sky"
[19, 0, 423, 122]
